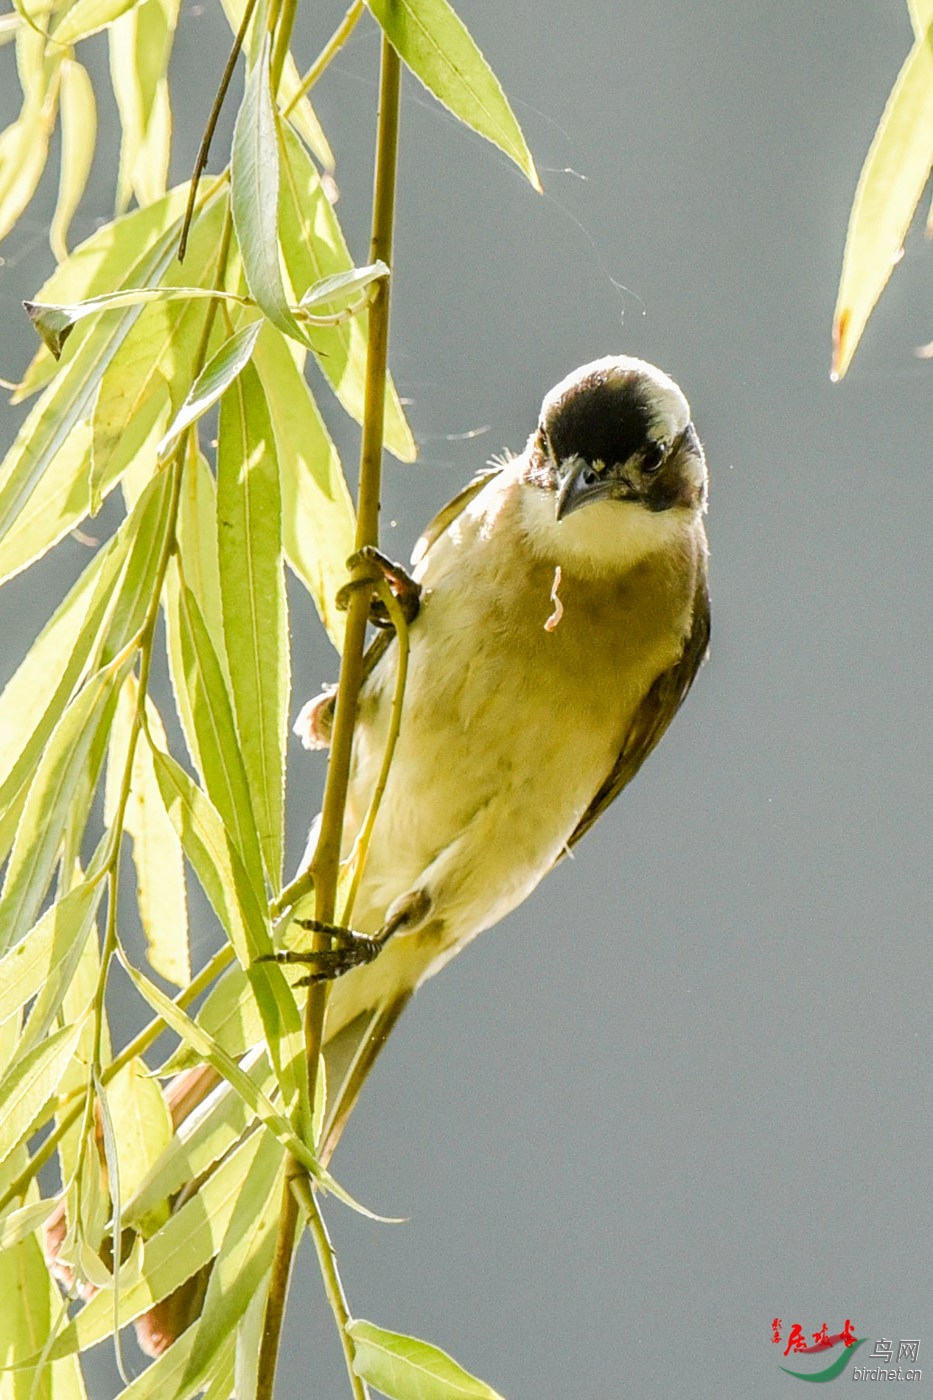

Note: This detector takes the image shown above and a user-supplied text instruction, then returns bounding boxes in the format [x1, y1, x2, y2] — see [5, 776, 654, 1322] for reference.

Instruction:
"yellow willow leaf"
[51, 58, 97, 261]
[832, 21, 933, 379]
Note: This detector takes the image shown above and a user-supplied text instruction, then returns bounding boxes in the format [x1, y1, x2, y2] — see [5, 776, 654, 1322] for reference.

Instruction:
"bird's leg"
[335, 545, 422, 629]
[258, 891, 431, 985]
[259, 915, 394, 985]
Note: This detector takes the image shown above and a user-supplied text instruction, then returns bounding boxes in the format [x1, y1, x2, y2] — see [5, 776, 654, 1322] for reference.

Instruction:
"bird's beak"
[555, 456, 628, 522]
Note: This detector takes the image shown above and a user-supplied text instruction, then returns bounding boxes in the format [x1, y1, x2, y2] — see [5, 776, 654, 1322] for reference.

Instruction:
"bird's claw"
[335, 546, 421, 629]
[258, 917, 384, 985]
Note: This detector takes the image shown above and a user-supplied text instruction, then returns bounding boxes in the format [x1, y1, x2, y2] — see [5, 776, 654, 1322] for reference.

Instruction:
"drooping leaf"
[45, 1126, 268, 1359]
[109, 0, 179, 211]
[252, 323, 355, 649]
[366, 0, 539, 190]
[832, 19, 933, 379]
[106, 1058, 174, 1205]
[0, 195, 194, 575]
[156, 319, 262, 461]
[118, 954, 385, 1221]
[146, 742, 307, 1121]
[52, 0, 148, 46]
[156, 962, 260, 1075]
[0, 77, 57, 244]
[231, 34, 309, 344]
[277, 122, 416, 461]
[0, 1205, 88, 1398]
[91, 194, 230, 505]
[0, 1021, 86, 1173]
[51, 58, 97, 262]
[177, 1129, 282, 1390]
[174, 450, 225, 655]
[14, 185, 189, 402]
[0, 650, 133, 955]
[348, 1319, 506, 1400]
[123, 1047, 273, 1235]
[0, 882, 103, 1056]
[105, 680, 190, 986]
[162, 576, 265, 904]
[217, 359, 288, 888]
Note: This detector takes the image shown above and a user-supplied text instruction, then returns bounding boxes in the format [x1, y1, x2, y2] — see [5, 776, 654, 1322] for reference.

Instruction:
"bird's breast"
[344, 474, 702, 947]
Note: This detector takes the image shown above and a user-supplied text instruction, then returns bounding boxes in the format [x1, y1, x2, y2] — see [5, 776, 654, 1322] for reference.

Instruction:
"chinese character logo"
[771, 1317, 864, 1382]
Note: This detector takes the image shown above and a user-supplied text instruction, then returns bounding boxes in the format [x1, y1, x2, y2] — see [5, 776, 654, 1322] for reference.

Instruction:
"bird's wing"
[411, 466, 502, 568]
[350, 468, 505, 692]
[566, 577, 711, 851]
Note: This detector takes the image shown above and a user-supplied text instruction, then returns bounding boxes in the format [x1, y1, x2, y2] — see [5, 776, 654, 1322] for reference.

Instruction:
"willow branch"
[256, 35, 403, 1400]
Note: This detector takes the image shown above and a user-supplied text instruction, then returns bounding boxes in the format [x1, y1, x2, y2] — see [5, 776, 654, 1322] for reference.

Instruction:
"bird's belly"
[346, 557, 688, 946]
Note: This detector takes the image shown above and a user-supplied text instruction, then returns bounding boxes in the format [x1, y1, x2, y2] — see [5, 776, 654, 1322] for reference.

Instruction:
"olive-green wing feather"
[410, 466, 502, 568]
[567, 579, 710, 851]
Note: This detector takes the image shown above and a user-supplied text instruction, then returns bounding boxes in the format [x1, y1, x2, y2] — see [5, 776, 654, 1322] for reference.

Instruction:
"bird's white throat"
[519, 479, 697, 579]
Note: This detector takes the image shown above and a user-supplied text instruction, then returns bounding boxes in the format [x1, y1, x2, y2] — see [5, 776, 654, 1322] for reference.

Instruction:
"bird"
[121, 353, 710, 1353]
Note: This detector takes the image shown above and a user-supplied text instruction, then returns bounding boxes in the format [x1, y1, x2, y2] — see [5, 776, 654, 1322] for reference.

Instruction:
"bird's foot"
[258, 918, 387, 985]
[335, 546, 422, 629]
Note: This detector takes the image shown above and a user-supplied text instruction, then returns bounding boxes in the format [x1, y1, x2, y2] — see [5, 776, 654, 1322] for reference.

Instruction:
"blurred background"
[1, 1, 931, 1395]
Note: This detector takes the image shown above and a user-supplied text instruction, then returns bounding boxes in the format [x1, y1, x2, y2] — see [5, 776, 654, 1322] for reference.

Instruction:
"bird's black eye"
[641, 440, 667, 475]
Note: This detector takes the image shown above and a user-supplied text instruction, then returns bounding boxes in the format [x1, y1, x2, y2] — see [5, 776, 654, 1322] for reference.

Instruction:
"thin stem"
[178, 0, 259, 261]
[292, 1174, 370, 1400]
[341, 580, 410, 924]
[256, 35, 403, 1400]
[283, 0, 365, 117]
[256, 1172, 300, 1400]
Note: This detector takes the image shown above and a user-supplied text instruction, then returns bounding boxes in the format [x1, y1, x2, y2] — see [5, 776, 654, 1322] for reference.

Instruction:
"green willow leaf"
[164, 576, 265, 904]
[146, 742, 307, 1121]
[25, 286, 250, 361]
[157, 964, 262, 1074]
[0, 459, 172, 864]
[217, 360, 288, 888]
[123, 1049, 273, 1234]
[91, 194, 230, 510]
[0, 1021, 86, 1173]
[348, 1319, 506, 1400]
[119, 950, 384, 1220]
[0, 885, 98, 1029]
[298, 259, 389, 313]
[0, 194, 192, 577]
[231, 34, 308, 345]
[0, 78, 57, 245]
[178, 1130, 282, 1390]
[156, 319, 262, 461]
[5, 882, 103, 1058]
[832, 18, 933, 379]
[109, 0, 179, 212]
[0, 649, 133, 955]
[277, 123, 416, 461]
[174, 450, 225, 654]
[14, 185, 189, 402]
[105, 680, 190, 986]
[366, 0, 539, 190]
[106, 1058, 173, 1205]
[52, 0, 147, 45]
[46, 1127, 267, 1360]
[0, 1208, 88, 1397]
[51, 57, 97, 262]
[252, 324, 355, 650]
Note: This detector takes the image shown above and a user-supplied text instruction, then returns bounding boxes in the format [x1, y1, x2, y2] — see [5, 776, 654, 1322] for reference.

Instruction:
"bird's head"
[529, 356, 707, 523]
